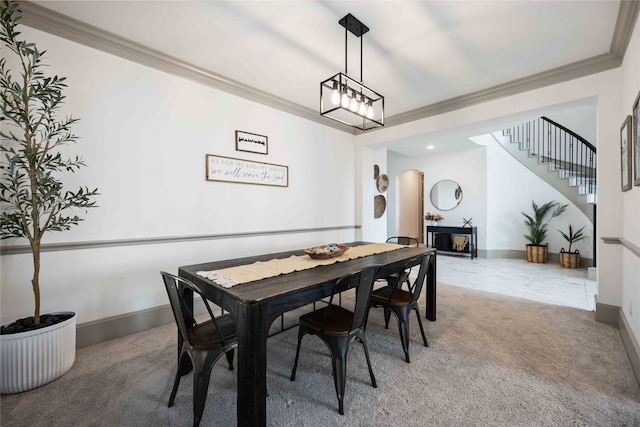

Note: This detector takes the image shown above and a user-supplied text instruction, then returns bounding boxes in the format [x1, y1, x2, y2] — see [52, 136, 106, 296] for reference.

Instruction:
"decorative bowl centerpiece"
[304, 243, 349, 260]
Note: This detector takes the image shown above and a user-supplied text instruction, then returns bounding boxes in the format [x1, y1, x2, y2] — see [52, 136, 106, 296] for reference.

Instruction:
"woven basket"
[526, 244, 548, 263]
[304, 244, 349, 260]
[559, 249, 580, 268]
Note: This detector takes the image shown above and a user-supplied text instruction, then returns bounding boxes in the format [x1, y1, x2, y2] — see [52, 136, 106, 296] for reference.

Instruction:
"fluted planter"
[1, 312, 76, 394]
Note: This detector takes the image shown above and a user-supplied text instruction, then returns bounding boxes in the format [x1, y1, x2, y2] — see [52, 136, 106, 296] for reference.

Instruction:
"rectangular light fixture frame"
[320, 72, 384, 132]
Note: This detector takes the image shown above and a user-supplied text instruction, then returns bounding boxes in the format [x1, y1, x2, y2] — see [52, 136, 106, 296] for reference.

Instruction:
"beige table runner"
[196, 243, 404, 288]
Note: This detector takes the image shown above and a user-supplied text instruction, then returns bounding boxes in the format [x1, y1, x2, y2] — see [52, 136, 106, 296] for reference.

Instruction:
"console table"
[426, 226, 477, 259]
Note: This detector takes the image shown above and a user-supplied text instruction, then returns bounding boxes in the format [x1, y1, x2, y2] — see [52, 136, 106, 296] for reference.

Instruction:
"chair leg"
[169, 352, 190, 407]
[360, 336, 377, 388]
[414, 307, 429, 347]
[225, 348, 235, 370]
[328, 338, 349, 416]
[192, 352, 216, 427]
[290, 327, 305, 381]
[394, 307, 411, 363]
[383, 307, 391, 329]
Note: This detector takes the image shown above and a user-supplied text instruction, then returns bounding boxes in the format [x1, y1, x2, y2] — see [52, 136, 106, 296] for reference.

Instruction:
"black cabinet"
[426, 226, 477, 259]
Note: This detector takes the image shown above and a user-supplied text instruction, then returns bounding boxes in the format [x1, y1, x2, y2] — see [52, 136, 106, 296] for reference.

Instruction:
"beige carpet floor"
[2, 284, 639, 426]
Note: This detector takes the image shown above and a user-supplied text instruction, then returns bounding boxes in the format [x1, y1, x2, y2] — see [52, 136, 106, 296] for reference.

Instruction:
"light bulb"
[366, 102, 374, 119]
[349, 93, 359, 112]
[358, 96, 367, 115]
[341, 88, 350, 108]
[330, 82, 340, 106]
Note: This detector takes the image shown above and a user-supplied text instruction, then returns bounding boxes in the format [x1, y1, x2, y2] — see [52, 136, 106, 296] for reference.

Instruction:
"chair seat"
[299, 305, 354, 337]
[370, 286, 413, 306]
[188, 314, 237, 350]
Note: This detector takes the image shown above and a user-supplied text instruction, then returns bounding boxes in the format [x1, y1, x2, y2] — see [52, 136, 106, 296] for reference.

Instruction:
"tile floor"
[435, 254, 597, 311]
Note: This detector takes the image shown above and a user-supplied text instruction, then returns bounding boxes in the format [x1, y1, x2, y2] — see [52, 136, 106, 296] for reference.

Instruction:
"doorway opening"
[397, 169, 424, 244]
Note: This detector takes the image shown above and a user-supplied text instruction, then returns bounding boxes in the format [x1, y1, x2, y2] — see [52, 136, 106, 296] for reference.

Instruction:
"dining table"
[178, 241, 436, 426]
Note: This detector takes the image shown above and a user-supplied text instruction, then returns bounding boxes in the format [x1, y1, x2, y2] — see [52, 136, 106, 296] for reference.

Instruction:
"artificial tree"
[0, 1, 98, 329]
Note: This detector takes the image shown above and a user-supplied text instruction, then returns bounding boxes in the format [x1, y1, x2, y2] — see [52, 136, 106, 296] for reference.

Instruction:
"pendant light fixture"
[320, 13, 384, 131]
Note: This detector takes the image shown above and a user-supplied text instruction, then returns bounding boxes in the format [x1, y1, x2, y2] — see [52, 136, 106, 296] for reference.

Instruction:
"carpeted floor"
[2, 283, 639, 426]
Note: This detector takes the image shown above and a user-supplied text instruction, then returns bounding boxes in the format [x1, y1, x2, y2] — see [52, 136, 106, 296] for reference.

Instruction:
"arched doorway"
[397, 169, 424, 243]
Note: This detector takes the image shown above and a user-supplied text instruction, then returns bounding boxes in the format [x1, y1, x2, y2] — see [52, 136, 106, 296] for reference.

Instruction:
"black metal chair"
[367, 253, 432, 363]
[290, 265, 380, 415]
[384, 236, 420, 288]
[161, 272, 238, 427]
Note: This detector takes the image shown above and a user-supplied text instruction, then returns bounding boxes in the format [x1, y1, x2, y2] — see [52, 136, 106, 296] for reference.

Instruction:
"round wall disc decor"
[374, 195, 386, 218]
[374, 164, 380, 179]
[376, 174, 389, 192]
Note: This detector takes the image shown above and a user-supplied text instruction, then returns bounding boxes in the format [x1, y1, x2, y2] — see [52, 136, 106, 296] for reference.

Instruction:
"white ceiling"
[25, 1, 634, 151]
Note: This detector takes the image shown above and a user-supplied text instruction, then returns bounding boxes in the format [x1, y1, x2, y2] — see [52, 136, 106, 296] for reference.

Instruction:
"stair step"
[499, 117, 597, 217]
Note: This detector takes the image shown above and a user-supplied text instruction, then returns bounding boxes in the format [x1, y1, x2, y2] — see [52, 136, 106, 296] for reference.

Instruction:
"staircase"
[496, 116, 596, 224]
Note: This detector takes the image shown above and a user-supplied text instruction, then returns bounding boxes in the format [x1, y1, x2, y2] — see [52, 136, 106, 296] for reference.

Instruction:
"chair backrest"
[407, 253, 433, 304]
[386, 236, 419, 247]
[323, 265, 381, 333]
[161, 271, 229, 347]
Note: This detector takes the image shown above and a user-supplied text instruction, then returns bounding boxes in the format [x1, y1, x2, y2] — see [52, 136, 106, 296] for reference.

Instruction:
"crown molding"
[17, 1, 637, 135]
[610, 0, 640, 60]
[17, 2, 358, 135]
[385, 53, 621, 128]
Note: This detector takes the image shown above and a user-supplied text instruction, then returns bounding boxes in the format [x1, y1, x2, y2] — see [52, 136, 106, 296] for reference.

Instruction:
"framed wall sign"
[620, 115, 632, 192]
[235, 130, 268, 155]
[206, 154, 288, 187]
[633, 90, 640, 186]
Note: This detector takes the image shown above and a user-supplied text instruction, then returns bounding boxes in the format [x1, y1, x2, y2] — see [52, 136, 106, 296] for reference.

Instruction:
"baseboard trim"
[595, 300, 619, 325]
[619, 309, 640, 386]
[76, 301, 207, 349]
[595, 300, 640, 386]
[478, 250, 593, 267]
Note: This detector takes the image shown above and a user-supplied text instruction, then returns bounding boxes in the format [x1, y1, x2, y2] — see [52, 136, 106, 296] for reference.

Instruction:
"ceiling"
[21, 1, 638, 151]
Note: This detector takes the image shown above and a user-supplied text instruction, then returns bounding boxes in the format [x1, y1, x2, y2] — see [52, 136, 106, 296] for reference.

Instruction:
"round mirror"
[430, 180, 462, 211]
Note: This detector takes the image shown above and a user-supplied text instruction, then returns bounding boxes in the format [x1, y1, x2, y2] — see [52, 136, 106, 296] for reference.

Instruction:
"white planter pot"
[1, 311, 76, 394]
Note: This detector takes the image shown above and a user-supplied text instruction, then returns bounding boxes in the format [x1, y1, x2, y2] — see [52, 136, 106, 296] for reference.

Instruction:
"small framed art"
[621, 115, 632, 192]
[236, 130, 268, 155]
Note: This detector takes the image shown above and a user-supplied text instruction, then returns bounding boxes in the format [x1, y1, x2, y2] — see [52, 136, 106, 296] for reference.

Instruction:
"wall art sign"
[633, 90, 640, 186]
[236, 130, 268, 154]
[206, 154, 288, 187]
[620, 115, 632, 192]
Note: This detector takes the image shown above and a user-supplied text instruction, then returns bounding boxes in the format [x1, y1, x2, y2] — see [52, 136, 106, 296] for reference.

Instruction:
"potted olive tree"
[521, 200, 567, 263]
[0, 1, 98, 393]
[558, 224, 586, 268]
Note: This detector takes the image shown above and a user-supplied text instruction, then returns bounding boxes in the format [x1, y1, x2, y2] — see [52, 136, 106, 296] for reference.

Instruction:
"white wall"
[388, 146, 487, 247]
[620, 16, 640, 345]
[0, 27, 357, 325]
[482, 135, 593, 258]
[360, 147, 388, 243]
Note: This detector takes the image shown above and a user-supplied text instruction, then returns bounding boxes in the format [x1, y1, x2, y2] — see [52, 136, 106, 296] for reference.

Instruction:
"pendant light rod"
[339, 13, 369, 83]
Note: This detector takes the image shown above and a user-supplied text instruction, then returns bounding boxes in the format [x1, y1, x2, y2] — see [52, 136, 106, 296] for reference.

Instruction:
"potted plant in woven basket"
[0, 2, 98, 394]
[521, 200, 567, 263]
[558, 224, 586, 268]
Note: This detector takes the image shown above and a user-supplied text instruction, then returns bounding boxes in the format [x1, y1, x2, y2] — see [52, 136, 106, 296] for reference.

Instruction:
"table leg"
[426, 254, 437, 321]
[236, 301, 268, 426]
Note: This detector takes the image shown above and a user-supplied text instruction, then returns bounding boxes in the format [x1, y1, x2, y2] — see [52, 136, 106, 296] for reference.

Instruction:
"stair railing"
[503, 116, 597, 199]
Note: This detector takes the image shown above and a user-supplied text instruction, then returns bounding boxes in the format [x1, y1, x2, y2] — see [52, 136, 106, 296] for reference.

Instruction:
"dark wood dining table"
[178, 241, 436, 426]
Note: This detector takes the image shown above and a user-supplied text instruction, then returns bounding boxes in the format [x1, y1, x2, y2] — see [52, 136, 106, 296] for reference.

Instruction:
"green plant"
[521, 200, 567, 246]
[0, 1, 98, 326]
[558, 224, 586, 253]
